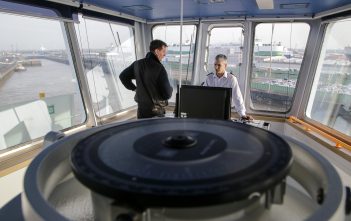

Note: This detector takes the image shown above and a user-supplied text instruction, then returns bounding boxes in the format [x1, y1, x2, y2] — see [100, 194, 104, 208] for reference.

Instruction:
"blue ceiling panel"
[81, 0, 351, 21]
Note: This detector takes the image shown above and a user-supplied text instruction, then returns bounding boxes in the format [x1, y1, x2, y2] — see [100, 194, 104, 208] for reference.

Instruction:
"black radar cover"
[70, 118, 293, 208]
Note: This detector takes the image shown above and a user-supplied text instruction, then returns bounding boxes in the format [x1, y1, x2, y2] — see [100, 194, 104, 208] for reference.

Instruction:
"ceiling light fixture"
[280, 3, 309, 9]
[224, 11, 247, 15]
[209, 0, 225, 3]
[122, 5, 153, 11]
[256, 0, 274, 10]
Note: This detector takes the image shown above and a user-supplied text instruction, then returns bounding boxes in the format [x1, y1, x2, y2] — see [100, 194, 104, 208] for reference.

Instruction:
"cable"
[178, 0, 184, 117]
[185, 25, 196, 82]
[83, 17, 102, 122]
[108, 23, 124, 103]
[286, 22, 293, 115]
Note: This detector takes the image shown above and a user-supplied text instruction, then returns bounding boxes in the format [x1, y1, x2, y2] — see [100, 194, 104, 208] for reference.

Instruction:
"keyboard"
[232, 119, 270, 130]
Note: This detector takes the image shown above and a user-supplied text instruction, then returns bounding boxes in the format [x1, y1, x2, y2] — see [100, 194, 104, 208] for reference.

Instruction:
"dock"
[0, 59, 41, 83]
[19, 59, 42, 67]
[0, 63, 16, 81]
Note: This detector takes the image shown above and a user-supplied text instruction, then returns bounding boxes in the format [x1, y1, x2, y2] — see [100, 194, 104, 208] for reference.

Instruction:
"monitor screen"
[177, 85, 231, 120]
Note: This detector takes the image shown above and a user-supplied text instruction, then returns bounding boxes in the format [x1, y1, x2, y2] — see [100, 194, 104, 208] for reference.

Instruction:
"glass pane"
[206, 27, 244, 79]
[250, 23, 310, 112]
[306, 19, 351, 136]
[0, 13, 85, 152]
[75, 15, 136, 117]
[152, 25, 197, 102]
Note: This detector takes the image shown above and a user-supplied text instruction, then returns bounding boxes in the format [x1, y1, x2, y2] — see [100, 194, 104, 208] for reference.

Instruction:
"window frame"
[151, 23, 199, 84]
[0, 13, 88, 143]
[248, 21, 312, 114]
[0, 11, 88, 159]
[302, 19, 351, 143]
[76, 14, 138, 119]
[204, 23, 245, 76]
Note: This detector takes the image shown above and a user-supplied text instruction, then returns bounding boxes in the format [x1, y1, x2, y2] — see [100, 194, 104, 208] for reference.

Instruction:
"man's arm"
[231, 77, 246, 117]
[119, 63, 137, 91]
[157, 68, 173, 100]
[203, 74, 212, 86]
[203, 77, 210, 86]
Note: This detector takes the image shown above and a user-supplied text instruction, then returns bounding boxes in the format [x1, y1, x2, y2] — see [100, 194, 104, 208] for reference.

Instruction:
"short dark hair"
[215, 54, 227, 61]
[150, 39, 168, 52]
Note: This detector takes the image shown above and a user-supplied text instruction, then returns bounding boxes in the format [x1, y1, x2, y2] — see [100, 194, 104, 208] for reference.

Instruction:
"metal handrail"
[288, 116, 351, 151]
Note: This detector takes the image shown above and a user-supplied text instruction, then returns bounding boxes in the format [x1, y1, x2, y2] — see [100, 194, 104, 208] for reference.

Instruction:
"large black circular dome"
[70, 118, 293, 208]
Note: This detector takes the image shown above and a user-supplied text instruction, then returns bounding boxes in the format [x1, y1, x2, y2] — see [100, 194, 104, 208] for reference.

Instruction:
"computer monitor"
[177, 85, 231, 120]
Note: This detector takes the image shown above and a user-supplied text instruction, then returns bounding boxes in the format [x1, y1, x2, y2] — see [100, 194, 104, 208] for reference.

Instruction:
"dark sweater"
[119, 52, 173, 116]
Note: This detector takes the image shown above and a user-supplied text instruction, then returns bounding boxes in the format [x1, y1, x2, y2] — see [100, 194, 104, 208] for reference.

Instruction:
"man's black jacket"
[119, 52, 173, 114]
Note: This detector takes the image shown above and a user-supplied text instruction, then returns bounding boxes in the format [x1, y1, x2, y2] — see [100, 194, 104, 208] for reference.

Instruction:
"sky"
[75, 15, 134, 50]
[153, 25, 197, 45]
[1, 12, 351, 51]
[325, 19, 351, 49]
[255, 23, 310, 49]
[152, 23, 310, 49]
[153, 25, 244, 45]
[0, 13, 134, 51]
[0, 13, 66, 51]
[208, 27, 243, 45]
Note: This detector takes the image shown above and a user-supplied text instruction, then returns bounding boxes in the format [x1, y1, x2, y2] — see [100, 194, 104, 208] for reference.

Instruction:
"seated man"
[203, 54, 253, 120]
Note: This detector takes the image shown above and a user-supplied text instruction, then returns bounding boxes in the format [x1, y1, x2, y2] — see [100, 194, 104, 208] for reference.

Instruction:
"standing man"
[119, 39, 173, 118]
[204, 54, 253, 120]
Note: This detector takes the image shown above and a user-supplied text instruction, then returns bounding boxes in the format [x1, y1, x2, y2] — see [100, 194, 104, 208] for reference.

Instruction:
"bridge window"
[0, 12, 85, 152]
[152, 25, 197, 102]
[75, 15, 137, 117]
[250, 23, 310, 112]
[306, 18, 351, 136]
[206, 26, 244, 80]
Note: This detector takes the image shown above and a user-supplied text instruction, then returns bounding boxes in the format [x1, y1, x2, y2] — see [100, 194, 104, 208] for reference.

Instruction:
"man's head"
[214, 54, 227, 76]
[150, 39, 168, 61]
